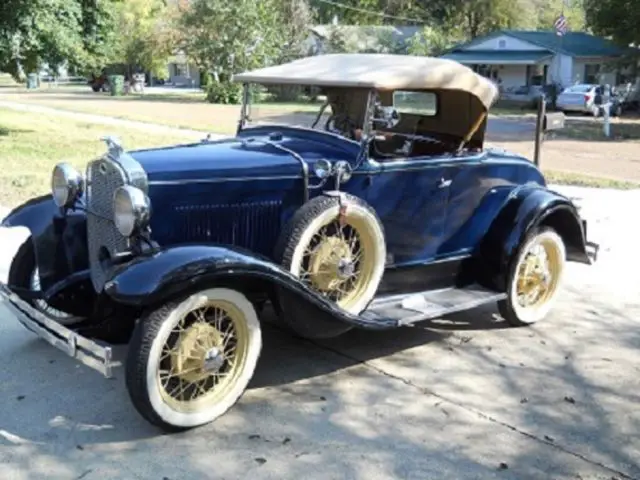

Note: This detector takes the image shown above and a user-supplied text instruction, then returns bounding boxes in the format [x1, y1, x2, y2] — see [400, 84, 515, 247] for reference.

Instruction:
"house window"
[392, 91, 437, 116]
[173, 63, 189, 77]
[498, 39, 506, 49]
[584, 64, 601, 84]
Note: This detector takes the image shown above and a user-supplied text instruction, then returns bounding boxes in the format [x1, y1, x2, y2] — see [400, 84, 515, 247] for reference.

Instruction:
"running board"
[361, 283, 507, 326]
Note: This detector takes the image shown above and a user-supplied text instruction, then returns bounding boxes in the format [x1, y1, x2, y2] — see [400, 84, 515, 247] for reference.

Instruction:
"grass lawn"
[0, 108, 193, 209]
[555, 117, 640, 141]
[543, 169, 640, 190]
[0, 87, 323, 134]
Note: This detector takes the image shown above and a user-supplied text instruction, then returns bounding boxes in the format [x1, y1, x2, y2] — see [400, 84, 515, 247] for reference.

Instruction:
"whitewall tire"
[125, 287, 262, 431]
[274, 193, 386, 339]
[498, 228, 566, 326]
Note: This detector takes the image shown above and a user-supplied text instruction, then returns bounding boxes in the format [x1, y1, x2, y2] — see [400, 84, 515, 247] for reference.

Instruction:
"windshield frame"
[236, 82, 379, 141]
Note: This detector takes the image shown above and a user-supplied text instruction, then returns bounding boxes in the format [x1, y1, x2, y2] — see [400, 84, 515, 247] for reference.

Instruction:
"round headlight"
[113, 186, 151, 237]
[51, 163, 83, 208]
[314, 159, 333, 179]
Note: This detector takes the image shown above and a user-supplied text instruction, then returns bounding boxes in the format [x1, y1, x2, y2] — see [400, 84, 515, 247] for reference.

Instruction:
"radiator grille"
[172, 201, 283, 255]
[86, 157, 129, 291]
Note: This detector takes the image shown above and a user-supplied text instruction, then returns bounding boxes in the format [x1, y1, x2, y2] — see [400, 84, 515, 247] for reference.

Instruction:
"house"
[162, 51, 201, 88]
[439, 30, 634, 89]
[307, 25, 422, 55]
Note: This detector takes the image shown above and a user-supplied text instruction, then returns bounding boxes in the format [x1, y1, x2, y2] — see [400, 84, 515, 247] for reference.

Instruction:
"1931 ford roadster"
[0, 54, 599, 431]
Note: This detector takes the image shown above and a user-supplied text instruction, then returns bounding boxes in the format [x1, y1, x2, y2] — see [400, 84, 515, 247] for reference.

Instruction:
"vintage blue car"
[0, 53, 598, 431]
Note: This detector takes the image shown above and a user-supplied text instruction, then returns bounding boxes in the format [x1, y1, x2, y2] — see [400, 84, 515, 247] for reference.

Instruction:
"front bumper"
[0, 282, 118, 377]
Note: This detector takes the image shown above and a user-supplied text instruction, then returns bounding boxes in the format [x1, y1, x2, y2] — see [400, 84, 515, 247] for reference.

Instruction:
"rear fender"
[478, 185, 589, 290]
[2, 195, 89, 289]
[103, 244, 396, 330]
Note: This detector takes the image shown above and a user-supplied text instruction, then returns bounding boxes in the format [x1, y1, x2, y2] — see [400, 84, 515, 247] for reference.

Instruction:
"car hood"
[129, 137, 303, 183]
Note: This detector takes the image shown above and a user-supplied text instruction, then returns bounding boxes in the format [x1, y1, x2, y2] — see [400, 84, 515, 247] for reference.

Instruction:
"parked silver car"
[556, 83, 622, 117]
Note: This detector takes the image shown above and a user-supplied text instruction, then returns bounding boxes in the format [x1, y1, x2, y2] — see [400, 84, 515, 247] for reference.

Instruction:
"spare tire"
[273, 193, 386, 339]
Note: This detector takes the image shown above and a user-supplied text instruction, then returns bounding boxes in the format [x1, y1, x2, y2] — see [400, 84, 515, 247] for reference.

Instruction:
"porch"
[440, 50, 554, 89]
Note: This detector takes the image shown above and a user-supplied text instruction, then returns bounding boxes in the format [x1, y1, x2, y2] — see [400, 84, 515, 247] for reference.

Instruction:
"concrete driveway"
[1, 186, 639, 480]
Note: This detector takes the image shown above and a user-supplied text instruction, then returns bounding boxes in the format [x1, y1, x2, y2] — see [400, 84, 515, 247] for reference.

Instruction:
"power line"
[313, 0, 425, 25]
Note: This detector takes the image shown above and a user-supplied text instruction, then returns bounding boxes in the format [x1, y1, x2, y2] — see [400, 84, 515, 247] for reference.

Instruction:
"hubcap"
[157, 300, 248, 411]
[516, 238, 562, 309]
[299, 214, 376, 309]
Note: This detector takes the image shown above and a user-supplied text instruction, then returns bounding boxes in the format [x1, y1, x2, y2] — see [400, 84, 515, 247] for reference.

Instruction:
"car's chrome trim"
[148, 175, 303, 186]
[267, 142, 310, 203]
[0, 282, 118, 378]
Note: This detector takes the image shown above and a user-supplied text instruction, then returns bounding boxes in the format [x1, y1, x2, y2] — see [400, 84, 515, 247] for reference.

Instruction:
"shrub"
[205, 81, 243, 104]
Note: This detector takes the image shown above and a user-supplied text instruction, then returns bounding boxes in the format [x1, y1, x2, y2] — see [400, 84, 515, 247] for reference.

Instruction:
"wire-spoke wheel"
[274, 194, 386, 339]
[125, 288, 262, 431]
[498, 228, 566, 326]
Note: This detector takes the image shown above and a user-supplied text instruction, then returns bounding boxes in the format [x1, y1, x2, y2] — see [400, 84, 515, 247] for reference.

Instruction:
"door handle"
[437, 178, 452, 188]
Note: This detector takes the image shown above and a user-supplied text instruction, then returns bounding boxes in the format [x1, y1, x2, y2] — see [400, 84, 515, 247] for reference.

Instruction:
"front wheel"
[274, 193, 386, 339]
[498, 228, 566, 326]
[125, 287, 262, 432]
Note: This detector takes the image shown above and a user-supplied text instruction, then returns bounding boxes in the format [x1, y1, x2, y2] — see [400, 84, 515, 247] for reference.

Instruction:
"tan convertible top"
[233, 53, 499, 109]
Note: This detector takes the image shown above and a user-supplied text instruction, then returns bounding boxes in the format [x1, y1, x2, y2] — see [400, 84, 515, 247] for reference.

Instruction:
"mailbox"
[543, 112, 565, 132]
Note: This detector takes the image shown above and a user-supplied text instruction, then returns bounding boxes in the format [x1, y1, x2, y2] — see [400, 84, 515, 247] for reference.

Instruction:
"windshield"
[245, 84, 333, 131]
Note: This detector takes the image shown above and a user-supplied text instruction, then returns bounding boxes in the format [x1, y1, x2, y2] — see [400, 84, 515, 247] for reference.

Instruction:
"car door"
[358, 155, 449, 266]
[436, 151, 515, 257]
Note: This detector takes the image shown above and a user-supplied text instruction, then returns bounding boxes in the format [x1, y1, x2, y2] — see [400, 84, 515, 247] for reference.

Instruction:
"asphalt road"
[1, 186, 639, 480]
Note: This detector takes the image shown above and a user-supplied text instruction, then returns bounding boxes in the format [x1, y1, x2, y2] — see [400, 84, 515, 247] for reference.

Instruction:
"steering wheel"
[325, 113, 356, 140]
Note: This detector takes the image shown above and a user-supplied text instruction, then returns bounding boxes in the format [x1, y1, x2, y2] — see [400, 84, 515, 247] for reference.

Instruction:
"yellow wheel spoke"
[157, 297, 249, 410]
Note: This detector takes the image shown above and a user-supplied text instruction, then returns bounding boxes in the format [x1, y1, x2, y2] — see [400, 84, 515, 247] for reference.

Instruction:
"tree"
[585, 0, 639, 54]
[177, 0, 288, 102]
[406, 27, 457, 56]
[77, 0, 122, 76]
[112, 0, 175, 79]
[0, 0, 120, 81]
[277, 0, 316, 61]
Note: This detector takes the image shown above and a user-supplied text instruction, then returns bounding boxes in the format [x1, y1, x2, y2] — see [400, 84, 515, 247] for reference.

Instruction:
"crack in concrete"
[305, 336, 638, 480]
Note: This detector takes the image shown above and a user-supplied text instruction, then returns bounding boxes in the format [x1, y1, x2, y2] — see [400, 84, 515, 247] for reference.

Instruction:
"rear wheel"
[498, 228, 566, 326]
[8, 238, 85, 325]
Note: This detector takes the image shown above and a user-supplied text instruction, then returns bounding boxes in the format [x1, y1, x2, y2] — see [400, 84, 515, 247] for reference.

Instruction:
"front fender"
[103, 244, 396, 330]
[2, 194, 58, 235]
[2, 194, 89, 289]
[479, 185, 589, 290]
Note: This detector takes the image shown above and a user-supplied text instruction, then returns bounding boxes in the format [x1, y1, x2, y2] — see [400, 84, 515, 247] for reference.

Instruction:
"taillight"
[584, 94, 592, 103]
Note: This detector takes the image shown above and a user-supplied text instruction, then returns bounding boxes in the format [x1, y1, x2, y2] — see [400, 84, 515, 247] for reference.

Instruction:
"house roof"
[441, 50, 553, 64]
[233, 53, 499, 108]
[452, 30, 626, 58]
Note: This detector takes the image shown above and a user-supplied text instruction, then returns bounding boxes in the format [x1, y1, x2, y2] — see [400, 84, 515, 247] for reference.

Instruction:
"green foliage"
[0, 0, 120, 80]
[205, 81, 243, 104]
[111, 0, 175, 78]
[178, 0, 291, 102]
[406, 27, 455, 56]
[585, 0, 639, 54]
[535, 0, 585, 32]
[178, 0, 286, 79]
[77, 0, 121, 76]
[278, 0, 316, 61]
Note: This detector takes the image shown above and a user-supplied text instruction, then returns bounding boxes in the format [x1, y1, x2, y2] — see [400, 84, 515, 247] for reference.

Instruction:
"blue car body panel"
[2, 124, 590, 326]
